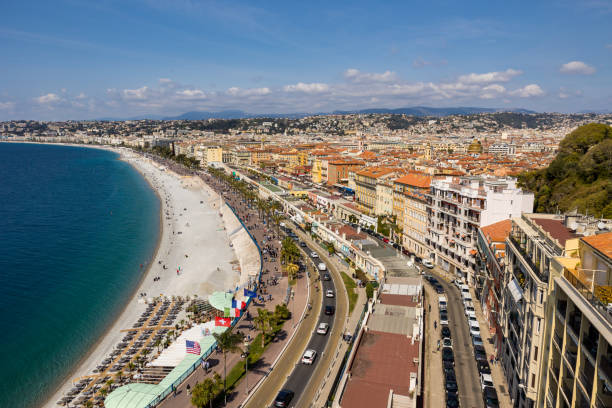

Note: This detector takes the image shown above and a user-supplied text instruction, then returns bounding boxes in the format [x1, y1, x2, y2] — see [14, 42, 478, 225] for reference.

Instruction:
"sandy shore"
[43, 148, 258, 408]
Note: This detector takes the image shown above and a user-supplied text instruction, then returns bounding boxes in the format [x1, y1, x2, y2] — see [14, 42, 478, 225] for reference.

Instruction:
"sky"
[0, 0, 610, 120]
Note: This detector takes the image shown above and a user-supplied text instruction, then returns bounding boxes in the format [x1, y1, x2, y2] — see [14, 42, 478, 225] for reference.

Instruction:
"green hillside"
[518, 123, 612, 218]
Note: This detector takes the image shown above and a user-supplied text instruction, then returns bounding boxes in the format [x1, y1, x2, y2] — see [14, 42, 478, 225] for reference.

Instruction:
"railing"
[507, 236, 548, 283]
[145, 177, 265, 407]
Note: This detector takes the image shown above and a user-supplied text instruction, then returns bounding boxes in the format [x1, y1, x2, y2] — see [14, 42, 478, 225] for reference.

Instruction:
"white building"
[426, 176, 534, 282]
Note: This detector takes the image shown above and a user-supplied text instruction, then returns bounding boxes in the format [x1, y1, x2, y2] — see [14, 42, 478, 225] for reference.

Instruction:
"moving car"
[300, 242, 307, 247]
[316, 322, 329, 335]
[422, 259, 434, 269]
[325, 305, 335, 315]
[274, 389, 294, 408]
[318, 263, 327, 271]
[310, 251, 318, 258]
[326, 289, 334, 298]
[323, 273, 331, 281]
[301, 349, 317, 365]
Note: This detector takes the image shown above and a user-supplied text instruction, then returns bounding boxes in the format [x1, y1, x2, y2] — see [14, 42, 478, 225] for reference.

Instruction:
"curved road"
[430, 269, 484, 408]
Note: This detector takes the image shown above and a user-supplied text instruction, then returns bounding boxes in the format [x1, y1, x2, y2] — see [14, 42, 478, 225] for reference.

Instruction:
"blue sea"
[0, 143, 160, 408]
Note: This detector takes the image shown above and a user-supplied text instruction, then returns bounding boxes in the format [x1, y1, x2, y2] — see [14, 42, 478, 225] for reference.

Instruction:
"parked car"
[474, 345, 487, 362]
[480, 373, 494, 390]
[469, 322, 481, 337]
[326, 289, 334, 298]
[477, 360, 492, 375]
[301, 349, 317, 365]
[422, 259, 434, 269]
[445, 378, 458, 393]
[472, 334, 484, 347]
[441, 326, 451, 338]
[468, 315, 478, 325]
[316, 322, 329, 335]
[446, 392, 460, 408]
[443, 337, 452, 348]
[483, 386, 499, 408]
[274, 389, 294, 408]
[442, 347, 454, 364]
[440, 310, 449, 325]
[325, 305, 335, 315]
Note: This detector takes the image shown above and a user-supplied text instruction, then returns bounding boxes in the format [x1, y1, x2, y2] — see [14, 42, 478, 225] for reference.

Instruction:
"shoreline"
[40, 144, 250, 408]
[40, 145, 166, 408]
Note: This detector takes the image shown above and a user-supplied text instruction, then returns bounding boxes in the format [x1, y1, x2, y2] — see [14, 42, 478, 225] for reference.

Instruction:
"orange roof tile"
[480, 219, 512, 243]
[394, 173, 432, 188]
[582, 231, 612, 260]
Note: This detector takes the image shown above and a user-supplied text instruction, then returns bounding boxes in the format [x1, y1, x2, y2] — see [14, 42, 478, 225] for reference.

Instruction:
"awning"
[470, 249, 477, 256]
[508, 278, 523, 303]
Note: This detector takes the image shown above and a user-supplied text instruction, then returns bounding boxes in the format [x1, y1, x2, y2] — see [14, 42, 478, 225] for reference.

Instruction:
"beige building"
[392, 173, 432, 257]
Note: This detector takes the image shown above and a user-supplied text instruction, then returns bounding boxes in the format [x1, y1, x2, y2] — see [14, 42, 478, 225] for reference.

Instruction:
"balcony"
[564, 350, 577, 370]
[553, 331, 563, 349]
[507, 236, 548, 283]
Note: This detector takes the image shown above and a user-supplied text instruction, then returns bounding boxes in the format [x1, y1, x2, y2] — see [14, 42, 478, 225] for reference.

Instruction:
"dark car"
[442, 347, 454, 364]
[274, 389, 294, 407]
[483, 386, 499, 408]
[443, 365, 455, 378]
[443, 360, 455, 371]
[445, 370, 457, 382]
[325, 305, 335, 315]
[446, 392, 460, 408]
[445, 378, 458, 393]
[300, 242, 307, 247]
[435, 284, 445, 294]
[323, 274, 331, 281]
[477, 360, 491, 375]
[441, 326, 451, 338]
[474, 345, 487, 362]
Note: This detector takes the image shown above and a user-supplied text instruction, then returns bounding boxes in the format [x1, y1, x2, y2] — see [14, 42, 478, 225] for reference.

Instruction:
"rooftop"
[582, 231, 612, 260]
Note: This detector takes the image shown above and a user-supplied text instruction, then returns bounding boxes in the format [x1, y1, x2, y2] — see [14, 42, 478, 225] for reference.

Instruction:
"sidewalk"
[422, 283, 445, 408]
[471, 296, 512, 408]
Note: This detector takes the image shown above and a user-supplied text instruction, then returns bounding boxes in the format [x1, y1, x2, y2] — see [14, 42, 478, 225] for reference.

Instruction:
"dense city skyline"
[1, 0, 611, 120]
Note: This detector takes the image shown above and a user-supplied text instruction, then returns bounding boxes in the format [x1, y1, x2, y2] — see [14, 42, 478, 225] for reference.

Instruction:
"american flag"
[186, 340, 201, 355]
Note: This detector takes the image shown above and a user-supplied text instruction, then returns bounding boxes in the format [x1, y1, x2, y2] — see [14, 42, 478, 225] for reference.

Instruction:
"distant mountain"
[332, 106, 536, 116]
[98, 106, 537, 121]
[518, 123, 612, 217]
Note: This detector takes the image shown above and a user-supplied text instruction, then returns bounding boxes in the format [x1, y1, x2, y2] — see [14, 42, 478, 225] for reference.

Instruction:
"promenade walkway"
[158, 170, 310, 408]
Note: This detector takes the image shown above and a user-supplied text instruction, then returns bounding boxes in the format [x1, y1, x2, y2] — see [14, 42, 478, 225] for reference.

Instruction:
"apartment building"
[354, 167, 397, 215]
[392, 173, 432, 258]
[476, 219, 512, 357]
[327, 159, 364, 186]
[538, 231, 612, 408]
[426, 176, 533, 281]
[501, 214, 611, 408]
[375, 178, 394, 216]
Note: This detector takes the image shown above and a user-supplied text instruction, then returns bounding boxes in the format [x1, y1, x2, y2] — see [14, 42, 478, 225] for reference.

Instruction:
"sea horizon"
[0, 143, 160, 408]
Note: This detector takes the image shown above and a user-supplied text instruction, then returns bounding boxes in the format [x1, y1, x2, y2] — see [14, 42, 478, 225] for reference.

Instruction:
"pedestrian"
[434, 320, 437, 329]
[437, 339, 440, 350]
[428, 304, 431, 312]
[186, 384, 191, 395]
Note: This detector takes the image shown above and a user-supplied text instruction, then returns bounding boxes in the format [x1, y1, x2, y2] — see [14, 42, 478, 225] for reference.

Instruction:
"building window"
[536, 318, 541, 334]
[531, 373, 536, 388]
[534, 346, 538, 361]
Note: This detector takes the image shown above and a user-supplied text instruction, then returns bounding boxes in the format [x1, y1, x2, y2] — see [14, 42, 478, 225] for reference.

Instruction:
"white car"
[302, 349, 317, 365]
[468, 315, 478, 325]
[311, 252, 318, 258]
[326, 289, 334, 298]
[480, 373, 494, 390]
[470, 323, 481, 337]
[316, 322, 329, 335]
[422, 259, 434, 269]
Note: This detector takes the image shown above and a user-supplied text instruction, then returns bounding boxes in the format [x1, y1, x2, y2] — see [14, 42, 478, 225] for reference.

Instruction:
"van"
[317, 263, 327, 271]
[439, 296, 448, 311]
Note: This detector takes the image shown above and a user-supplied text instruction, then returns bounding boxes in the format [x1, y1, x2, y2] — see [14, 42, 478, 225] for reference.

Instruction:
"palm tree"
[127, 361, 136, 374]
[271, 213, 283, 233]
[253, 308, 272, 348]
[191, 375, 222, 408]
[212, 329, 244, 405]
[286, 263, 299, 281]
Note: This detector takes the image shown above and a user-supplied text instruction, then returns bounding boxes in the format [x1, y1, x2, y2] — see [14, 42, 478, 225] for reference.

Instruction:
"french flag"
[232, 299, 246, 310]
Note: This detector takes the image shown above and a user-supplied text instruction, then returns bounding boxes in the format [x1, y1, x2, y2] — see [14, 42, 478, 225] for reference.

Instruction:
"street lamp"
[242, 344, 250, 395]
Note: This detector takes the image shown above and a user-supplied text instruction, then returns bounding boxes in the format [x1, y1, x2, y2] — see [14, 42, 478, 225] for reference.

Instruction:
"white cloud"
[510, 84, 544, 98]
[344, 68, 398, 83]
[122, 86, 150, 100]
[176, 89, 206, 99]
[75, 92, 87, 99]
[458, 68, 522, 84]
[35, 93, 61, 104]
[0, 101, 15, 110]
[158, 78, 173, 84]
[558, 87, 582, 99]
[480, 84, 506, 99]
[283, 82, 329, 93]
[560, 61, 596, 75]
[226, 87, 271, 97]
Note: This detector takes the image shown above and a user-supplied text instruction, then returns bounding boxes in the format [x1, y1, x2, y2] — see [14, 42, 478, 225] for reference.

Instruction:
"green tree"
[212, 329, 244, 405]
[191, 375, 222, 408]
[366, 282, 374, 299]
[253, 308, 273, 347]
